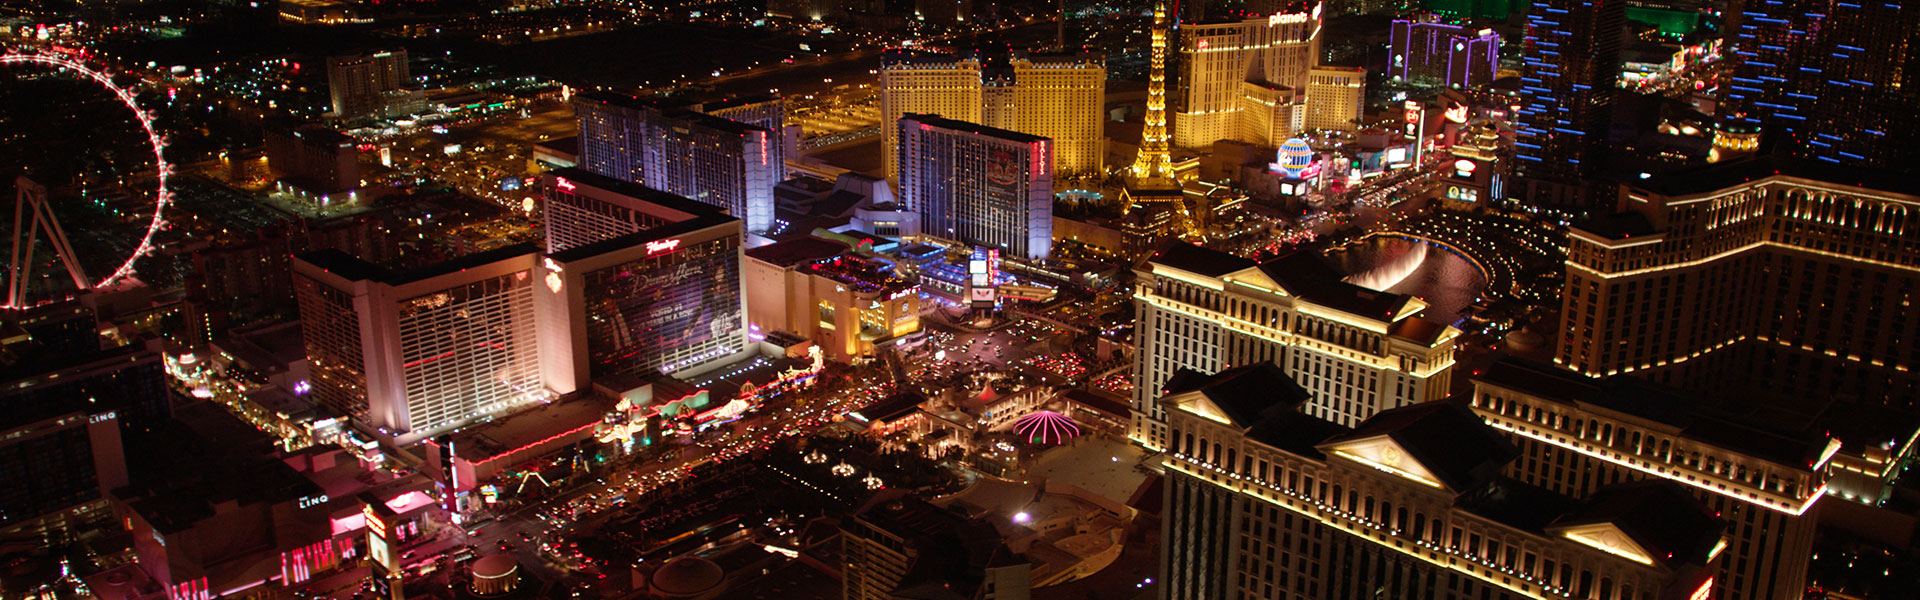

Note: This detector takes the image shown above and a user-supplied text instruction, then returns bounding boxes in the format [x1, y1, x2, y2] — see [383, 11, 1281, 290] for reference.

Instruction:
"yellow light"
[1689, 578, 1715, 600]
[1297, 304, 1389, 333]
[1333, 450, 1442, 488]
[1560, 529, 1654, 565]
[1482, 417, 1826, 516]
[1163, 458, 1551, 600]
[1152, 266, 1225, 290]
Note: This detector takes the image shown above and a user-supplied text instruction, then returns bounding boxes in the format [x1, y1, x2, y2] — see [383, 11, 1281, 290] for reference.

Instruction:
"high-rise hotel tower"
[573, 92, 778, 234]
[1552, 158, 1920, 571]
[1513, 0, 1623, 211]
[1129, 244, 1457, 452]
[896, 114, 1054, 260]
[1716, 0, 1917, 169]
[1471, 359, 1832, 600]
[879, 49, 1104, 182]
[1174, 3, 1331, 148]
[1158, 363, 1726, 600]
[1558, 158, 1920, 413]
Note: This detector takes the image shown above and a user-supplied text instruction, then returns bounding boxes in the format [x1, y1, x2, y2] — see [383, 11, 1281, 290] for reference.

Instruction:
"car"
[400, 550, 416, 559]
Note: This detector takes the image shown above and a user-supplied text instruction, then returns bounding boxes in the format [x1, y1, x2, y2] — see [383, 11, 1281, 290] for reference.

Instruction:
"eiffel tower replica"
[1120, 1, 1198, 240]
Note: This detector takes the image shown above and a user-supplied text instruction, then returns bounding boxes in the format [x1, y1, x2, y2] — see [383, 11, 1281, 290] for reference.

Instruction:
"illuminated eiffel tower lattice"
[1122, 1, 1197, 238]
[7, 177, 90, 308]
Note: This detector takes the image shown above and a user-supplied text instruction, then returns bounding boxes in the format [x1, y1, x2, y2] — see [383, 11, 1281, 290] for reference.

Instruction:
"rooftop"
[450, 396, 617, 464]
[1321, 401, 1518, 493]
[1453, 477, 1583, 533]
[1147, 242, 1256, 278]
[744, 237, 851, 268]
[1548, 480, 1726, 569]
[1163, 362, 1311, 427]
[1256, 251, 1416, 322]
[900, 113, 1049, 144]
[296, 242, 540, 286]
[117, 403, 321, 534]
[1473, 359, 1830, 469]
[851, 391, 928, 425]
[1629, 155, 1920, 198]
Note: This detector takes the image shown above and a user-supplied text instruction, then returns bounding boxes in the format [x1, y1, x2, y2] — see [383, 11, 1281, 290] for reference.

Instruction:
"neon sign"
[1269, 11, 1310, 25]
[696, 398, 752, 423]
[363, 504, 388, 539]
[646, 239, 681, 254]
[1444, 104, 1469, 124]
[555, 177, 575, 192]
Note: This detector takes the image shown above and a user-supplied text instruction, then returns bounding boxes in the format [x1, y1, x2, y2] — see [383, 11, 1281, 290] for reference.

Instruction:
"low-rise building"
[743, 237, 921, 361]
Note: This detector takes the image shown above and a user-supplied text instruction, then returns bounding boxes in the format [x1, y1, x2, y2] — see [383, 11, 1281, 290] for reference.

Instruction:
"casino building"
[1470, 359, 1830, 600]
[1129, 244, 1458, 453]
[1556, 158, 1920, 508]
[1158, 363, 1725, 600]
[1558, 158, 1920, 406]
[743, 237, 922, 361]
[294, 168, 748, 446]
[295, 245, 555, 444]
[896, 113, 1054, 260]
[878, 49, 1105, 182]
[536, 169, 749, 383]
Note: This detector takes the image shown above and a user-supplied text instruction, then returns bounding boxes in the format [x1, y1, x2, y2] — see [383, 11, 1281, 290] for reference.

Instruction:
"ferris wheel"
[0, 51, 171, 309]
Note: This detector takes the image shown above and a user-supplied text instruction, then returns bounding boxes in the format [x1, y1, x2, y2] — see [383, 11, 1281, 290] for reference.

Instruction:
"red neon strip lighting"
[472, 421, 600, 466]
[402, 350, 455, 369]
[402, 342, 510, 369]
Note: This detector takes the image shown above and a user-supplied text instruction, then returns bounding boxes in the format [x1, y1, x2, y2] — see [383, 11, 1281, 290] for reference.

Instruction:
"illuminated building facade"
[1555, 159, 1920, 526]
[574, 91, 650, 184]
[1129, 244, 1457, 452]
[1716, 0, 1918, 170]
[743, 237, 922, 361]
[113, 412, 440, 600]
[1471, 359, 1829, 600]
[879, 49, 1105, 182]
[1442, 117, 1507, 204]
[1158, 364, 1725, 600]
[1389, 20, 1501, 89]
[538, 169, 747, 382]
[294, 245, 555, 444]
[1304, 66, 1365, 132]
[897, 113, 1053, 259]
[542, 168, 684, 253]
[1558, 159, 1920, 411]
[572, 92, 777, 234]
[1513, 0, 1622, 211]
[694, 95, 789, 179]
[1173, 4, 1323, 149]
[325, 49, 412, 122]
